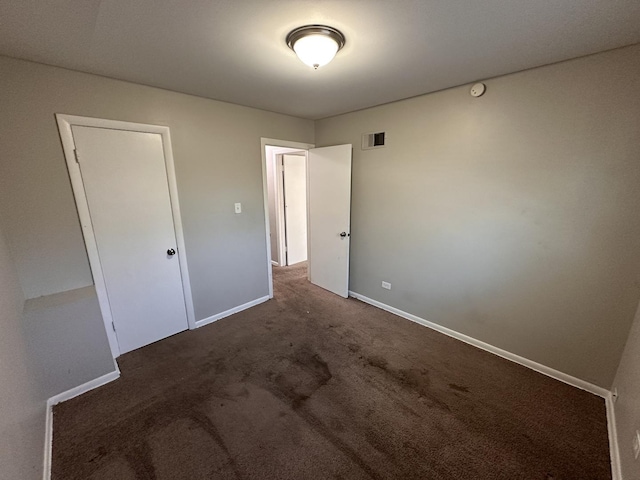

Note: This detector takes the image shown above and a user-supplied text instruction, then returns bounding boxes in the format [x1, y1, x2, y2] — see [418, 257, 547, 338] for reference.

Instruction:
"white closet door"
[72, 126, 188, 354]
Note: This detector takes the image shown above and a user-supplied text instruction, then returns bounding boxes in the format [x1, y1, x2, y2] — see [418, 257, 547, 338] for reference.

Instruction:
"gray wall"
[0, 221, 45, 480]
[613, 301, 640, 480]
[23, 287, 116, 398]
[315, 44, 640, 388]
[0, 56, 314, 323]
[0, 56, 313, 479]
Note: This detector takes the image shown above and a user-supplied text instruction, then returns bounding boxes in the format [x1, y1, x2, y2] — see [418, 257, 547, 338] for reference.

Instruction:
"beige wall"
[0, 56, 314, 322]
[316, 44, 640, 388]
[0, 57, 313, 478]
[613, 301, 640, 479]
[0, 220, 45, 479]
[23, 287, 116, 398]
[4, 40, 639, 479]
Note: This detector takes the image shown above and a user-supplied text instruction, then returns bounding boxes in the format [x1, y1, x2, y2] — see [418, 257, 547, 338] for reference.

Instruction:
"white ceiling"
[1, 1, 639, 119]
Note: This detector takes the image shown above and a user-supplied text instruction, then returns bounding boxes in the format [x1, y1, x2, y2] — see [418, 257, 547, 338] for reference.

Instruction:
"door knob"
[167, 248, 176, 256]
[339, 232, 349, 238]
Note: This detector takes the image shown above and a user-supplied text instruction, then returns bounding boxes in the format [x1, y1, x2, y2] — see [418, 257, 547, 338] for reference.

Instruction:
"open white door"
[307, 144, 352, 297]
[283, 154, 308, 265]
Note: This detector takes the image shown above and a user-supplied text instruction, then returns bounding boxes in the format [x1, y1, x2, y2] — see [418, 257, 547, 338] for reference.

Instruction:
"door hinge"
[111, 321, 116, 332]
[73, 149, 80, 163]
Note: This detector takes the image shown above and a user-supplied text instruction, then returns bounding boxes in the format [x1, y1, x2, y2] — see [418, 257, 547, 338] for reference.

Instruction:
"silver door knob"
[167, 248, 176, 256]
[339, 232, 349, 238]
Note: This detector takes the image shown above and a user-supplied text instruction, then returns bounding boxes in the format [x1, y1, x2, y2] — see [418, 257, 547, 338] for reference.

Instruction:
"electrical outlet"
[612, 387, 618, 403]
[234, 203, 242, 214]
[634, 431, 640, 460]
[381, 281, 391, 290]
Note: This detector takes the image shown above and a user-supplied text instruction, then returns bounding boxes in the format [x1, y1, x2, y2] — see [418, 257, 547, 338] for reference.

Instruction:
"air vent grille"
[362, 131, 386, 150]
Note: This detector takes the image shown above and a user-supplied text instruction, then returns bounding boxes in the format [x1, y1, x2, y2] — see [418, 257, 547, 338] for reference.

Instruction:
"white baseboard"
[606, 393, 622, 480]
[46, 370, 121, 407]
[348, 291, 608, 397]
[195, 295, 270, 328]
[271, 260, 279, 266]
[349, 291, 620, 477]
[349, 291, 621, 478]
[43, 369, 120, 480]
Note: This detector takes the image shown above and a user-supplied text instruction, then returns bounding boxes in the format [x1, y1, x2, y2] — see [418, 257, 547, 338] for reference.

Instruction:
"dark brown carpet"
[52, 263, 611, 480]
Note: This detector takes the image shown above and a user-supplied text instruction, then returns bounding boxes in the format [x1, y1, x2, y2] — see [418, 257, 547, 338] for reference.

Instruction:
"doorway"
[282, 153, 308, 265]
[57, 115, 195, 357]
[265, 147, 308, 267]
[261, 138, 353, 299]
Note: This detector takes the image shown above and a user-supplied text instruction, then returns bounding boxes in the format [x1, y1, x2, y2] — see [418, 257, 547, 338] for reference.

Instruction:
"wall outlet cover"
[381, 281, 391, 290]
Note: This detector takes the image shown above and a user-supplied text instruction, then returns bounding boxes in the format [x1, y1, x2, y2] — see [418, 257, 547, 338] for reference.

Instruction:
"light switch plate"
[234, 203, 242, 214]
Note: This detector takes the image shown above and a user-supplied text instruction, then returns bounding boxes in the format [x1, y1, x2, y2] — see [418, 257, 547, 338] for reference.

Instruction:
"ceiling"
[1, 1, 639, 120]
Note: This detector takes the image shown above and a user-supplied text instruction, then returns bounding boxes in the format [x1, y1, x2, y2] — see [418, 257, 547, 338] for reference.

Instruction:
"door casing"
[57, 114, 196, 358]
[261, 138, 315, 297]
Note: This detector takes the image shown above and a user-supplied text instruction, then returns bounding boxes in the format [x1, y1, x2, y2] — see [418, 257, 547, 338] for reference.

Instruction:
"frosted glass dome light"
[293, 34, 339, 69]
[286, 25, 345, 70]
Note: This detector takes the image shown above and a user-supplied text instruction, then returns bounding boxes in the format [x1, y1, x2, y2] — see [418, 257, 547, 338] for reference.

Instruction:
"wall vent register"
[362, 131, 386, 150]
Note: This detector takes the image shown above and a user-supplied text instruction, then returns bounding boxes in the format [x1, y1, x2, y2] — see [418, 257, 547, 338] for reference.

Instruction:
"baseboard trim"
[195, 295, 270, 328]
[271, 260, 279, 266]
[349, 291, 621, 478]
[606, 393, 622, 480]
[348, 291, 608, 397]
[47, 370, 121, 407]
[43, 369, 120, 480]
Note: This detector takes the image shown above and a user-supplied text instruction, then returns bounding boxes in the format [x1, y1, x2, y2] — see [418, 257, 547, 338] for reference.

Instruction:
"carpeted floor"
[52, 263, 611, 479]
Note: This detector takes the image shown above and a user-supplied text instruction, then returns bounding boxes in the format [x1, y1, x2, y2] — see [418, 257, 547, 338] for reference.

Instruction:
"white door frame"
[260, 138, 314, 297]
[275, 152, 287, 266]
[57, 114, 196, 358]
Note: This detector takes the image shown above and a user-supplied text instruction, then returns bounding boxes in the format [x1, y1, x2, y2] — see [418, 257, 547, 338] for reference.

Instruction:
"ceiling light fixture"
[286, 25, 345, 70]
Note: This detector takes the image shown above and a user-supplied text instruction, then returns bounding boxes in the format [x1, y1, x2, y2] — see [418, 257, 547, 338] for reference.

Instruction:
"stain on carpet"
[51, 263, 612, 480]
[270, 347, 332, 409]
